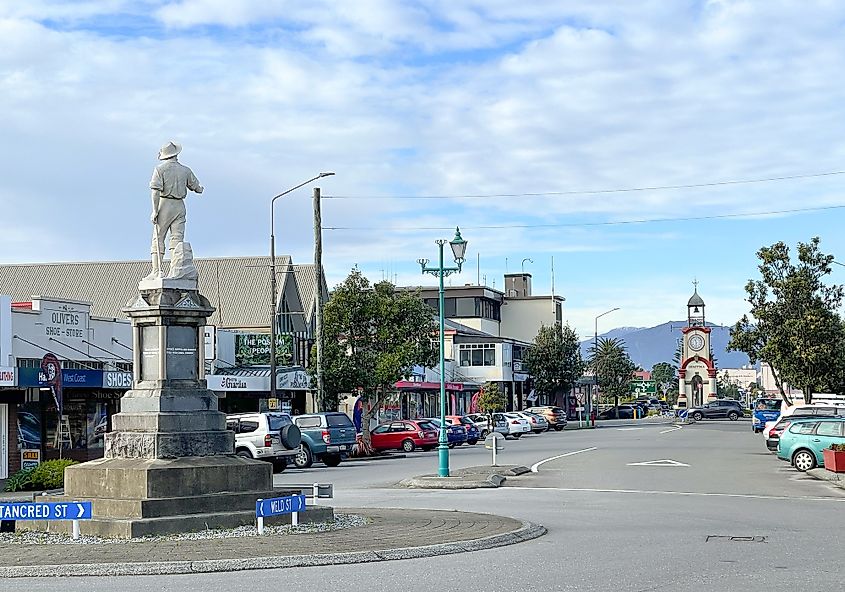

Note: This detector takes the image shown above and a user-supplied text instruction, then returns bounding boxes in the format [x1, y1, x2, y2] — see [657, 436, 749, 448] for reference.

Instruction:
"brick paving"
[0, 508, 525, 568]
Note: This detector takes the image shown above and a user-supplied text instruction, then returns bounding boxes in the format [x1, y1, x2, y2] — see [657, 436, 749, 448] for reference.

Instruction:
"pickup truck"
[292, 412, 357, 469]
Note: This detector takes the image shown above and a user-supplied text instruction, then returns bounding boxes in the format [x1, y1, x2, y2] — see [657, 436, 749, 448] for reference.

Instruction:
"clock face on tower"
[688, 334, 705, 352]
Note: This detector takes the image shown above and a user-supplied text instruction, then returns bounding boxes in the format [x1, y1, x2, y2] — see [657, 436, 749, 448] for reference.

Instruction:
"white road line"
[617, 427, 644, 431]
[530, 447, 597, 472]
[506, 486, 845, 503]
[659, 425, 683, 434]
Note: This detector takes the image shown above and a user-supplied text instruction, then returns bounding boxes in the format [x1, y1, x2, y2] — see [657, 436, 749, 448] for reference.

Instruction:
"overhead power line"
[322, 203, 845, 231]
[322, 169, 845, 200]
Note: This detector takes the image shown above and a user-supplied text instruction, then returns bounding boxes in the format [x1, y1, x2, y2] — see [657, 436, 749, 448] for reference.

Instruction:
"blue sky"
[2, 1, 845, 339]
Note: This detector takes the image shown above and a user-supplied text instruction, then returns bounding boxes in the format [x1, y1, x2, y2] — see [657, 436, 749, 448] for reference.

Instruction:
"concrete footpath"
[807, 467, 845, 489]
[0, 507, 545, 577]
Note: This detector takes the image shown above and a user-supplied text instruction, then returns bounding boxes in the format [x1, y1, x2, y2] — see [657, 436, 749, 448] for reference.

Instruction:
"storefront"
[16, 368, 130, 463]
[208, 367, 311, 416]
[0, 367, 20, 479]
[394, 381, 481, 419]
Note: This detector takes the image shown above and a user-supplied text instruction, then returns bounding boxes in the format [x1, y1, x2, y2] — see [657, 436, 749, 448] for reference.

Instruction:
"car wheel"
[792, 449, 817, 472]
[728, 412, 739, 421]
[421, 445, 434, 451]
[468, 439, 478, 445]
[402, 439, 416, 452]
[236, 449, 252, 459]
[272, 458, 287, 473]
[448, 442, 456, 449]
[692, 412, 703, 421]
[513, 433, 522, 439]
[322, 454, 342, 467]
[480, 430, 489, 438]
[293, 444, 313, 469]
[554, 426, 564, 431]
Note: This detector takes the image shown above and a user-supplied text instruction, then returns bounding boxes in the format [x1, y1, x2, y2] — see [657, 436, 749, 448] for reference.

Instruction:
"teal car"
[777, 417, 845, 471]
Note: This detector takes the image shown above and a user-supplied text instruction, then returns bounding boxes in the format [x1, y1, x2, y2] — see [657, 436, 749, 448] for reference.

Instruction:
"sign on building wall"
[234, 333, 293, 366]
[38, 302, 90, 344]
[207, 374, 269, 392]
[0, 367, 15, 387]
[103, 371, 133, 389]
[277, 369, 310, 391]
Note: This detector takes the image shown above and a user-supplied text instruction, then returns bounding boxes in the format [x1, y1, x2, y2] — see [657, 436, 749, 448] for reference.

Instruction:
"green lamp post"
[418, 227, 468, 477]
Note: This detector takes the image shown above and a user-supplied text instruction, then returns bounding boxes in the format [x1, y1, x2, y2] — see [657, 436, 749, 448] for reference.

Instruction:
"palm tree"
[589, 337, 637, 417]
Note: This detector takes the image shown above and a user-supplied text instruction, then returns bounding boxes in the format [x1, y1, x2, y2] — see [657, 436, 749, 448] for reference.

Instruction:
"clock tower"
[678, 282, 717, 408]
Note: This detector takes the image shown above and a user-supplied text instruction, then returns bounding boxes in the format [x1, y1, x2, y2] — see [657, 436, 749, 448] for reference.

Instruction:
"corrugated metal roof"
[0, 256, 291, 329]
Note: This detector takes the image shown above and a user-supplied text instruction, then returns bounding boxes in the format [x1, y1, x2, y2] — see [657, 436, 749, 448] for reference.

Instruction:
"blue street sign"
[255, 494, 306, 518]
[0, 501, 92, 521]
[678, 409, 689, 420]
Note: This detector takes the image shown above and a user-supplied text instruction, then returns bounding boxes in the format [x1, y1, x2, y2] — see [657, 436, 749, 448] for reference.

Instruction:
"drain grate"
[706, 535, 767, 543]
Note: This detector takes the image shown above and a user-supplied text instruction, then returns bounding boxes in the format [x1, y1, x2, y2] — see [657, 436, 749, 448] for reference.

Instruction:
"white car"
[493, 412, 531, 438]
[514, 411, 549, 433]
[465, 413, 508, 436]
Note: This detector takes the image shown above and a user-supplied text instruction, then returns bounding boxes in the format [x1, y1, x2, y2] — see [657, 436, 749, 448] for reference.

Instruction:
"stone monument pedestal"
[28, 281, 331, 538]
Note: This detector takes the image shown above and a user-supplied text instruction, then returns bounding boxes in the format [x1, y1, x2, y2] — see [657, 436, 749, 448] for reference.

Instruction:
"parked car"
[752, 397, 782, 433]
[493, 412, 531, 438]
[423, 417, 468, 447]
[524, 406, 568, 431]
[370, 420, 439, 452]
[226, 412, 301, 472]
[445, 416, 481, 444]
[777, 417, 845, 471]
[292, 412, 357, 468]
[765, 406, 845, 452]
[513, 411, 549, 433]
[598, 405, 635, 420]
[465, 413, 508, 436]
[688, 399, 743, 421]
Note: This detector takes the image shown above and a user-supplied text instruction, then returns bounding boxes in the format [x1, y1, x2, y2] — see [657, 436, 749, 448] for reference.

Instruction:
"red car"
[370, 420, 439, 452]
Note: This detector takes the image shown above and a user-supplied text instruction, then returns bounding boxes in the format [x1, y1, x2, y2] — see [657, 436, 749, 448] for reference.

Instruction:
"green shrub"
[830, 443, 845, 452]
[30, 459, 78, 490]
[3, 467, 37, 492]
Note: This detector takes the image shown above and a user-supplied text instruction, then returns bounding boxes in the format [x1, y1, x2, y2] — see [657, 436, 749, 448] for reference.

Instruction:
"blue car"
[752, 398, 781, 433]
[423, 418, 468, 448]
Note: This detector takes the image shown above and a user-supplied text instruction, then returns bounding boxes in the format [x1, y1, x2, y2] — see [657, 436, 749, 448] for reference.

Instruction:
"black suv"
[689, 399, 743, 421]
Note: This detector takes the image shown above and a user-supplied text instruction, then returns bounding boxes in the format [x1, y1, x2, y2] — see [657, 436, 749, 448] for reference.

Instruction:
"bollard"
[72, 519, 80, 540]
[313, 483, 319, 499]
[257, 498, 265, 535]
[292, 511, 299, 527]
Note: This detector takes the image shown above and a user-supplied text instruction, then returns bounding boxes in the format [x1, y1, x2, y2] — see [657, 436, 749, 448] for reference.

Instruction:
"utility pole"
[313, 187, 324, 410]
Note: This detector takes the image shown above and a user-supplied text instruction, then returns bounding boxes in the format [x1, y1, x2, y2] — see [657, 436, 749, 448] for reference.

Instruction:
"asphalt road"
[9, 419, 845, 591]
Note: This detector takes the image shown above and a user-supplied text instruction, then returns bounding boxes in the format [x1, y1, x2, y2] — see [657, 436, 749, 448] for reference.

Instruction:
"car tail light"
[264, 434, 273, 447]
[511, 420, 519, 425]
[321, 430, 331, 444]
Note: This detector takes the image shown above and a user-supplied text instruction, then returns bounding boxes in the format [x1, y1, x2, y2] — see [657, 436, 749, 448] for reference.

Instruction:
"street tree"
[476, 381, 506, 434]
[316, 268, 437, 452]
[729, 237, 844, 404]
[524, 324, 585, 407]
[651, 361, 677, 401]
[589, 337, 636, 416]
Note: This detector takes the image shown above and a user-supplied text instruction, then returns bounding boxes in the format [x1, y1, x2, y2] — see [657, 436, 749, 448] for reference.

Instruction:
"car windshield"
[326, 414, 354, 427]
[755, 399, 781, 411]
[267, 414, 292, 431]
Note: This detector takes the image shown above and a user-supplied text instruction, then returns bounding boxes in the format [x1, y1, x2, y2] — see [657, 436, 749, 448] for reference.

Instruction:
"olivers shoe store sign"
[234, 333, 293, 366]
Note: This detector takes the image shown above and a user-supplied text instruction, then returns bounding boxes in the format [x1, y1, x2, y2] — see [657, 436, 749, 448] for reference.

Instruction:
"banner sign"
[103, 371, 133, 389]
[40, 354, 63, 418]
[0, 366, 14, 387]
[207, 374, 269, 392]
[234, 333, 293, 366]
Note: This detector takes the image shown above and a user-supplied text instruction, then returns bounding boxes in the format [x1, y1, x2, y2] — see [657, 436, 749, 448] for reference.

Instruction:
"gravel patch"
[0, 513, 367, 545]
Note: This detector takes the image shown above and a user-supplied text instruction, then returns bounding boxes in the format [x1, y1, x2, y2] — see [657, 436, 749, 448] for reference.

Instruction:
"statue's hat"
[158, 141, 182, 160]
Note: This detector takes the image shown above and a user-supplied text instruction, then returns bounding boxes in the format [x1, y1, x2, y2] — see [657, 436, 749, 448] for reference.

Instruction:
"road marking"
[627, 459, 690, 467]
[660, 425, 683, 434]
[506, 486, 845, 503]
[530, 447, 598, 473]
[617, 427, 644, 431]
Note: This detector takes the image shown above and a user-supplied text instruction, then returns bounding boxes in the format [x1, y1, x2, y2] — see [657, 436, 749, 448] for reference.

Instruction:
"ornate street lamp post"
[418, 228, 467, 477]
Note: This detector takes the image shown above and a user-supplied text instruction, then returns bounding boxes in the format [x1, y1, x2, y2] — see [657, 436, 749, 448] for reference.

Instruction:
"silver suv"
[226, 412, 302, 473]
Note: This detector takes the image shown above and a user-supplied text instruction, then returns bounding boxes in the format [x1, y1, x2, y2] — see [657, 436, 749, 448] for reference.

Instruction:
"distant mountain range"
[579, 321, 751, 370]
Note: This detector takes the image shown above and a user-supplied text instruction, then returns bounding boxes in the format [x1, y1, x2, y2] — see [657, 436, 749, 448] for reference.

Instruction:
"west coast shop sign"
[17, 369, 133, 389]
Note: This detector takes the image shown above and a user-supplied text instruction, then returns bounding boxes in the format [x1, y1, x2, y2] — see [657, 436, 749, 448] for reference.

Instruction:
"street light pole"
[592, 307, 621, 423]
[269, 172, 335, 402]
[419, 228, 467, 478]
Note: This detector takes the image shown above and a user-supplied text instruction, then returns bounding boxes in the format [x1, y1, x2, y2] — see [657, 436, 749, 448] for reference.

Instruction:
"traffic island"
[0, 508, 545, 577]
[399, 465, 532, 489]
